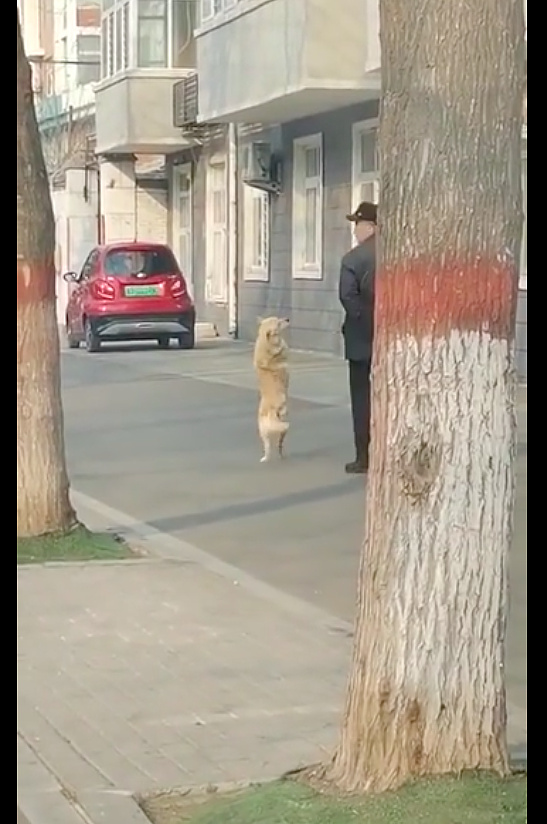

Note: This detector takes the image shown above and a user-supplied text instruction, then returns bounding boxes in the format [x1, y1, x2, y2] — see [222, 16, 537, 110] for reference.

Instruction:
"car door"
[72, 250, 99, 335]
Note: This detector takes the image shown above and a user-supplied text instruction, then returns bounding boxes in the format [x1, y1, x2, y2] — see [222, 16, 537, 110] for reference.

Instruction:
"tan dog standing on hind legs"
[253, 316, 290, 463]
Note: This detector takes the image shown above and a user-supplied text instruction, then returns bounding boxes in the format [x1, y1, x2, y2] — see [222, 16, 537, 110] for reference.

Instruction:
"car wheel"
[84, 319, 101, 353]
[177, 330, 195, 350]
[66, 321, 80, 350]
[157, 336, 171, 350]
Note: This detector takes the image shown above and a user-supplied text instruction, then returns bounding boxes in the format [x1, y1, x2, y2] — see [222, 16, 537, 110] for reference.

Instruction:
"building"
[24, 0, 527, 380]
[19, 0, 101, 324]
[20, 0, 100, 173]
[193, 0, 382, 349]
[94, 0, 202, 317]
[192, 0, 527, 378]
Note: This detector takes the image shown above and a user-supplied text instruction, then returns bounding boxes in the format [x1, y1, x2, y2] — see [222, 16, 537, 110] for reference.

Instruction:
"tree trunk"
[17, 12, 76, 537]
[328, 0, 526, 794]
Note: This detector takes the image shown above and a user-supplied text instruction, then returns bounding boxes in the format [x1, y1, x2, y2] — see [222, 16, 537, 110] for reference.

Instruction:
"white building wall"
[18, 0, 41, 56]
[52, 168, 99, 323]
[100, 159, 138, 242]
[135, 186, 169, 243]
[100, 159, 169, 244]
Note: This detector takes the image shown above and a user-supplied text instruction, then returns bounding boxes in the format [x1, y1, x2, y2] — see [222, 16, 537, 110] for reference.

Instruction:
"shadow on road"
[149, 477, 360, 533]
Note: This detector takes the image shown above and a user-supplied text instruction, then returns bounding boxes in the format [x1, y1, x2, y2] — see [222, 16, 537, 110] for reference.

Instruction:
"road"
[61, 338, 527, 723]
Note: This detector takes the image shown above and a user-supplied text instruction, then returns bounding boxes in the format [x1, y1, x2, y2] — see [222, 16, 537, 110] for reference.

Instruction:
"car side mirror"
[63, 271, 79, 283]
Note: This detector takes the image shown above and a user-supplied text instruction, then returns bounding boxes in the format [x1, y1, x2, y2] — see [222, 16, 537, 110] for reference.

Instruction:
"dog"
[253, 316, 290, 463]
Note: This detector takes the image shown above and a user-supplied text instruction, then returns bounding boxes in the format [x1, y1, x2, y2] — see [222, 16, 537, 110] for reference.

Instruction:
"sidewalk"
[18, 529, 527, 823]
[17, 554, 350, 821]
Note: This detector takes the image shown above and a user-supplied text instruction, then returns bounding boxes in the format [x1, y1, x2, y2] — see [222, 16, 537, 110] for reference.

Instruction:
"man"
[339, 201, 377, 474]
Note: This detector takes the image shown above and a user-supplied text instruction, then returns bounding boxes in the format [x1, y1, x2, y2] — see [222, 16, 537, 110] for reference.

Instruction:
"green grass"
[143, 774, 527, 824]
[17, 525, 133, 564]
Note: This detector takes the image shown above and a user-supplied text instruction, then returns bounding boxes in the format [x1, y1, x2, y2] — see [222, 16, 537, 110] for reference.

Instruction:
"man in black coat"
[338, 201, 377, 474]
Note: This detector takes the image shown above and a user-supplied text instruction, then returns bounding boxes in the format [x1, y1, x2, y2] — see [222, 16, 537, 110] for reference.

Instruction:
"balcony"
[195, 0, 380, 124]
[95, 69, 196, 155]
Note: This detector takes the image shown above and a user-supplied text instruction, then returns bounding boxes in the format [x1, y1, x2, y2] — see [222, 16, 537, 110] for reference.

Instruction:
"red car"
[64, 242, 196, 353]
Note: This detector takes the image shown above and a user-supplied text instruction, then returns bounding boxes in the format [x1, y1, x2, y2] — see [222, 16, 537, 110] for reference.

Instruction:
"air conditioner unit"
[242, 141, 281, 195]
[173, 72, 199, 128]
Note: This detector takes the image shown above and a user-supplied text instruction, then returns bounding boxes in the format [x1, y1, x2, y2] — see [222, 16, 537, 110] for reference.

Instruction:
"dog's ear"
[256, 316, 264, 327]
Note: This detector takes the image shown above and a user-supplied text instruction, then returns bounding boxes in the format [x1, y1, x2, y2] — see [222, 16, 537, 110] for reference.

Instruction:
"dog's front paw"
[260, 455, 270, 463]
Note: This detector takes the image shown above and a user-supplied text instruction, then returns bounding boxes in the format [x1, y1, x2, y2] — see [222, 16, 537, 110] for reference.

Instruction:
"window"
[173, 0, 197, 68]
[104, 247, 177, 276]
[101, 0, 197, 76]
[101, 17, 108, 76]
[58, 37, 69, 94]
[172, 164, 194, 292]
[137, 0, 167, 68]
[292, 134, 323, 279]
[79, 250, 100, 281]
[206, 161, 228, 303]
[122, 2, 130, 67]
[200, 0, 237, 24]
[101, 1, 129, 78]
[76, 0, 101, 29]
[244, 185, 270, 281]
[77, 34, 100, 85]
[115, 7, 123, 72]
[352, 119, 379, 210]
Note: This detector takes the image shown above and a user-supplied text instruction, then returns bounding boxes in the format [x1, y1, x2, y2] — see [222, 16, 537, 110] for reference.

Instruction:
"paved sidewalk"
[17, 557, 350, 820]
[18, 554, 527, 821]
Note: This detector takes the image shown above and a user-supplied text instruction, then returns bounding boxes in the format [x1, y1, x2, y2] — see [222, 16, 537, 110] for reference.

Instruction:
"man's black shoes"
[345, 459, 368, 475]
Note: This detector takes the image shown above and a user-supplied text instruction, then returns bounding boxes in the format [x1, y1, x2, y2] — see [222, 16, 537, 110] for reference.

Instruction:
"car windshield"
[104, 248, 177, 277]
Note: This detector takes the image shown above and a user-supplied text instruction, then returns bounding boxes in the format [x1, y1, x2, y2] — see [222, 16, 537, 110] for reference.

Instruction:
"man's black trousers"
[348, 358, 372, 464]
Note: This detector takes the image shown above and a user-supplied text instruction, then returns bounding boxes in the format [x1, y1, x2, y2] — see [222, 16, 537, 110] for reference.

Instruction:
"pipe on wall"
[227, 123, 239, 338]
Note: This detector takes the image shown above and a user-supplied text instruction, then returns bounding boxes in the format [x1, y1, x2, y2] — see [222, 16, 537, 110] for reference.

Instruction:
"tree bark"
[327, 0, 526, 794]
[17, 11, 76, 537]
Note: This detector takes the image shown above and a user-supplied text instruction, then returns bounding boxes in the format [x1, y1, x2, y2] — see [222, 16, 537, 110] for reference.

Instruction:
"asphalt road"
[61, 338, 527, 723]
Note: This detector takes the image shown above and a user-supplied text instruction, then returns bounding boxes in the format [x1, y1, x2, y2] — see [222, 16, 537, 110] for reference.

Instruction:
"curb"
[18, 790, 151, 824]
[138, 778, 269, 822]
[71, 490, 353, 639]
[195, 322, 219, 341]
[78, 791, 152, 823]
[18, 735, 151, 824]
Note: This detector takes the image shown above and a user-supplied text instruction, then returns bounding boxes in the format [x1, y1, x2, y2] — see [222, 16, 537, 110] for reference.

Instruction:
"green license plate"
[124, 284, 161, 297]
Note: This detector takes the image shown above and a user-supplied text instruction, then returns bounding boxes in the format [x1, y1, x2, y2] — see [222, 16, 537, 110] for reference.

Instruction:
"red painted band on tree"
[375, 257, 518, 341]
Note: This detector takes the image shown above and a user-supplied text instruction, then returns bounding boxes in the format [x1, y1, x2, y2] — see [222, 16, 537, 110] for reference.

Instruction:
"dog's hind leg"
[259, 429, 273, 463]
[278, 428, 288, 458]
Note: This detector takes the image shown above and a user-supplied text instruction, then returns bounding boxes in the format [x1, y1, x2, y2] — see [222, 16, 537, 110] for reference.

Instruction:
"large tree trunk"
[17, 12, 75, 537]
[327, 0, 526, 794]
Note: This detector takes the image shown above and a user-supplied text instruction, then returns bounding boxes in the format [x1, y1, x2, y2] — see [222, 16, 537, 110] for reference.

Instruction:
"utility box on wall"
[241, 141, 281, 195]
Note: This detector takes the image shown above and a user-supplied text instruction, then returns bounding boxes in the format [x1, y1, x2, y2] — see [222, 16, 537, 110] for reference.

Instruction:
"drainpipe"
[96, 162, 103, 244]
[227, 123, 239, 338]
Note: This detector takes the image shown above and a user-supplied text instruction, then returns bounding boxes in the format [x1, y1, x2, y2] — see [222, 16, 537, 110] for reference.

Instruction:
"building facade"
[191, 0, 527, 376]
[19, 0, 101, 324]
[23, 0, 528, 379]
